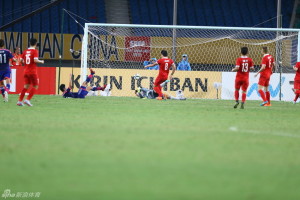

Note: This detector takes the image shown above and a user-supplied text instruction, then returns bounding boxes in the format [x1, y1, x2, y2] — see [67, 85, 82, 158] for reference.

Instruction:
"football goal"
[81, 23, 300, 100]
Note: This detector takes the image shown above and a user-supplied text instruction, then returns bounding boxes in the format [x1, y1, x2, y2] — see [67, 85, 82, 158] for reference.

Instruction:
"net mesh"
[81, 25, 299, 98]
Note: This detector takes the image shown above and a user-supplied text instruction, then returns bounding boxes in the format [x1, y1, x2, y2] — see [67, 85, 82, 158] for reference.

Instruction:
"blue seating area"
[0, 0, 106, 34]
[0, 0, 295, 34]
[129, 0, 294, 28]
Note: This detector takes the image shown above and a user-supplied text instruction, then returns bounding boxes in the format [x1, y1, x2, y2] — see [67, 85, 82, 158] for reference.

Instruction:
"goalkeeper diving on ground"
[135, 80, 186, 100]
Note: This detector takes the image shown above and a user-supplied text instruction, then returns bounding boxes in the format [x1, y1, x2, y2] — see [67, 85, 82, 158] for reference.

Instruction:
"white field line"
[229, 126, 300, 139]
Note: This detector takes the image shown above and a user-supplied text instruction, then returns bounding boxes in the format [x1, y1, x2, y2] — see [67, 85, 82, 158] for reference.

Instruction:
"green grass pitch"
[1, 95, 300, 200]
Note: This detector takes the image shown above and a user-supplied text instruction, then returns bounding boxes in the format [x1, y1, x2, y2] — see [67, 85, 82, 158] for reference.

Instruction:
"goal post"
[81, 23, 300, 100]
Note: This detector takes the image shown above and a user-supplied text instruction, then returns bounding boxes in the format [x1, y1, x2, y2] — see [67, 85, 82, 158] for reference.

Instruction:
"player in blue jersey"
[0, 39, 14, 102]
[59, 68, 107, 98]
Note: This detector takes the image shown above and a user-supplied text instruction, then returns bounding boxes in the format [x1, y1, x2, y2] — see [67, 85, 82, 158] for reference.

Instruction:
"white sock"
[170, 96, 180, 100]
[160, 80, 170, 87]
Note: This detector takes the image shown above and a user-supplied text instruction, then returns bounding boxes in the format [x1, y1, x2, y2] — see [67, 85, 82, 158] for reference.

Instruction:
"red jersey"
[260, 54, 274, 77]
[294, 62, 300, 81]
[235, 56, 254, 79]
[11, 53, 22, 66]
[22, 48, 39, 74]
[157, 57, 174, 77]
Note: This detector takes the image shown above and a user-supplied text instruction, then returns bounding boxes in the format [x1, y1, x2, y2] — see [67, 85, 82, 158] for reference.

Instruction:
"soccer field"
[1, 95, 300, 200]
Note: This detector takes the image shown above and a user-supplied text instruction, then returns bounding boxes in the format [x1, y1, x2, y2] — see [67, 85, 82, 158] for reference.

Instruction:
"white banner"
[10, 69, 16, 92]
[221, 72, 296, 101]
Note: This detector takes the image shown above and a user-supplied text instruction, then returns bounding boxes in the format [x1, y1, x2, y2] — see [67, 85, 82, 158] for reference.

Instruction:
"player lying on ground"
[232, 47, 254, 109]
[135, 87, 186, 100]
[292, 62, 300, 104]
[144, 50, 176, 100]
[134, 81, 186, 100]
[59, 68, 107, 98]
[254, 47, 275, 106]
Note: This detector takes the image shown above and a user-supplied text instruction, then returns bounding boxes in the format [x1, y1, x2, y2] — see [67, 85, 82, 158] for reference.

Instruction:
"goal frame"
[81, 23, 300, 101]
[81, 23, 300, 81]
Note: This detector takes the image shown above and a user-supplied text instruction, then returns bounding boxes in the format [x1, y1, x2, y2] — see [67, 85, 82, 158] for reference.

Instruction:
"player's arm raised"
[169, 63, 176, 80]
[144, 62, 158, 69]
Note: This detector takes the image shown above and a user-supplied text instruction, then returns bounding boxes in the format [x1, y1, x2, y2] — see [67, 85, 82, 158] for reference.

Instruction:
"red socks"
[234, 90, 247, 103]
[266, 91, 270, 103]
[27, 88, 37, 100]
[235, 91, 246, 103]
[19, 88, 27, 101]
[235, 90, 239, 101]
[294, 90, 300, 101]
[294, 94, 299, 102]
[258, 89, 267, 102]
[154, 85, 163, 97]
[242, 93, 246, 103]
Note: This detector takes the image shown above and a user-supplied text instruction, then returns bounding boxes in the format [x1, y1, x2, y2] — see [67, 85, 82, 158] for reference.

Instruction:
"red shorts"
[24, 74, 39, 86]
[294, 80, 300, 90]
[235, 78, 249, 91]
[258, 75, 270, 87]
[154, 75, 168, 86]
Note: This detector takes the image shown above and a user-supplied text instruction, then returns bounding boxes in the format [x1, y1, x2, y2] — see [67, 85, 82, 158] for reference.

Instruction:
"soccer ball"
[134, 74, 141, 80]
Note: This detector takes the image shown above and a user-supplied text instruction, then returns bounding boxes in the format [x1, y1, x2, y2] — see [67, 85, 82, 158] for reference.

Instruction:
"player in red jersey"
[11, 46, 23, 67]
[254, 47, 275, 106]
[232, 47, 254, 109]
[144, 50, 176, 100]
[17, 38, 44, 106]
[292, 62, 300, 104]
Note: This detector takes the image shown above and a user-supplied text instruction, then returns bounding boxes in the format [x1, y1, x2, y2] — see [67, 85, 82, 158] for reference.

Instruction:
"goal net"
[81, 24, 300, 100]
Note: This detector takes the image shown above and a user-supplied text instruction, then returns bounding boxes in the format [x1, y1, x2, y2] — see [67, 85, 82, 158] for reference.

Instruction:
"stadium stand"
[129, 0, 294, 28]
[0, 0, 106, 34]
[0, 0, 296, 34]
[295, 7, 300, 27]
